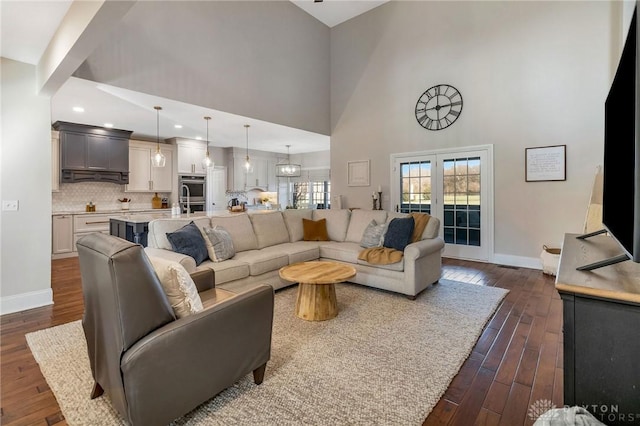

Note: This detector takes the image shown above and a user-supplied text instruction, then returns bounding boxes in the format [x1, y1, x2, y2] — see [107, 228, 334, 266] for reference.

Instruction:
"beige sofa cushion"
[261, 242, 320, 264]
[233, 250, 290, 276]
[345, 210, 388, 243]
[249, 211, 290, 249]
[148, 217, 211, 250]
[282, 209, 313, 242]
[210, 213, 258, 252]
[312, 209, 350, 242]
[148, 256, 204, 318]
[196, 259, 250, 285]
[319, 241, 361, 264]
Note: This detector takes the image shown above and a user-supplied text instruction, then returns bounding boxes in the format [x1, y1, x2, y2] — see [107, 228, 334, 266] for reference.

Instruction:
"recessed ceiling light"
[104, 123, 114, 128]
[72, 106, 84, 113]
[195, 136, 202, 140]
[174, 124, 183, 129]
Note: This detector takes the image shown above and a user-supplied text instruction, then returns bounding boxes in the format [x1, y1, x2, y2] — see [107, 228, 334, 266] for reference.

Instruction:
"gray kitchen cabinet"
[61, 131, 87, 169]
[53, 121, 132, 183]
[52, 131, 60, 192]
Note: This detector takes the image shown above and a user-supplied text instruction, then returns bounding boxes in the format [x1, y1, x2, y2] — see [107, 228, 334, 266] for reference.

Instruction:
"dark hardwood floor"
[0, 257, 562, 425]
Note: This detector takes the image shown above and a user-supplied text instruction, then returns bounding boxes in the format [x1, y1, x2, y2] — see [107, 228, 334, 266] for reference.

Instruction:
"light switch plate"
[2, 200, 19, 211]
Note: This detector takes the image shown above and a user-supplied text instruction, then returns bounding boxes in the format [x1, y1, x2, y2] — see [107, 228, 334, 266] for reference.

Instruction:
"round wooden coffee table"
[279, 261, 356, 321]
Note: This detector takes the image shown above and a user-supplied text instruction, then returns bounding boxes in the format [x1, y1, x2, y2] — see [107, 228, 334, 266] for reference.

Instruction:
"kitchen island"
[110, 213, 171, 247]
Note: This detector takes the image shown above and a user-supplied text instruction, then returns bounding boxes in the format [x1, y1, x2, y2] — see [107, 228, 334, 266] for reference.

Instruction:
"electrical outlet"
[2, 200, 19, 211]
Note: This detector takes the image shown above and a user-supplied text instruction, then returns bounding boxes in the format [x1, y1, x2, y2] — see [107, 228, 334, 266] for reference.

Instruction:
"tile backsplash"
[52, 182, 171, 212]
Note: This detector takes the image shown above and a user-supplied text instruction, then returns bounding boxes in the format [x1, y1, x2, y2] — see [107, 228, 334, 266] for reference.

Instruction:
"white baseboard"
[492, 253, 542, 270]
[0, 289, 53, 315]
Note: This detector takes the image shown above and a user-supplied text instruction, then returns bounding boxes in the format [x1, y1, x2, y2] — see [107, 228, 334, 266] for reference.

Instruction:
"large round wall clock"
[415, 84, 463, 131]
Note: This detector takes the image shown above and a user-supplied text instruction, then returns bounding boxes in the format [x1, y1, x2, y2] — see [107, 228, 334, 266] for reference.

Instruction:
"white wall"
[330, 1, 614, 263]
[1, 58, 53, 314]
[74, 1, 331, 136]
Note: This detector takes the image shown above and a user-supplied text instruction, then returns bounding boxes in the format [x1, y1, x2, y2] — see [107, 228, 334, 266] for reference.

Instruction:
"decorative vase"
[152, 193, 162, 209]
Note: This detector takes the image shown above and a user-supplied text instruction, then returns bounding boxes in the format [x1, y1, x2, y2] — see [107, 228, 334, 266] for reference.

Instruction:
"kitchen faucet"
[181, 184, 190, 216]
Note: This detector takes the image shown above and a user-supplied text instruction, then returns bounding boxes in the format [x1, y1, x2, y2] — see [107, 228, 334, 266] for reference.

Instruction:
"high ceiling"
[0, 0, 388, 153]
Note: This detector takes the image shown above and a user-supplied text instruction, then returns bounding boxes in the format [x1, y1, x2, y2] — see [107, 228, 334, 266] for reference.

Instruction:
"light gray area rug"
[26, 280, 508, 426]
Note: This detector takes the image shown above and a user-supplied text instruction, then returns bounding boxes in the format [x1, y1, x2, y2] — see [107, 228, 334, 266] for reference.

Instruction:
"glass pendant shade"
[276, 144, 301, 177]
[201, 116, 214, 169]
[151, 106, 166, 168]
[244, 124, 252, 172]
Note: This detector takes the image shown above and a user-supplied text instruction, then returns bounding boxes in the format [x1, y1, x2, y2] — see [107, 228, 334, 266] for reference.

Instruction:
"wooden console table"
[556, 233, 640, 425]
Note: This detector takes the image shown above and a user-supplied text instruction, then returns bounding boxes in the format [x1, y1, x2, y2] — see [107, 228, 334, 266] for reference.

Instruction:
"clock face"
[415, 84, 463, 130]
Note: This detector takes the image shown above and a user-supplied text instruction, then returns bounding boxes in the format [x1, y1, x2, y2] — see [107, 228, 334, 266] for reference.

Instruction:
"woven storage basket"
[541, 245, 561, 276]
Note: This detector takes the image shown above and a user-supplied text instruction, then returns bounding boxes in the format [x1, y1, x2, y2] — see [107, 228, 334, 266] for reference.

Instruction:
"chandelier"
[275, 145, 301, 177]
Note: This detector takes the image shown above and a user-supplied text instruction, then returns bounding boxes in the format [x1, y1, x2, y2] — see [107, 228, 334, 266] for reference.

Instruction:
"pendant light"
[244, 124, 252, 171]
[201, 116, 213, 169]
[275, 144, 301, 177]
[151, 106, 166, 168]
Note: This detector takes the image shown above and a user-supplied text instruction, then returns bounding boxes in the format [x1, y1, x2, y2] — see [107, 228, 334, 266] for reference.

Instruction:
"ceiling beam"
[37, 0, 135, 96]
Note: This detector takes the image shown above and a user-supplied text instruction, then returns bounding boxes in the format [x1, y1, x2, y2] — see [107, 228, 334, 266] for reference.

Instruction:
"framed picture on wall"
[347, 160, 370, 186]
[525, 145, 566, 182]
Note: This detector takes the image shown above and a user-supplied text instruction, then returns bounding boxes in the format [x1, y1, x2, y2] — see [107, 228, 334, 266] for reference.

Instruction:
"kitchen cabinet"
[52, 131, 60, 192]
[234, 156, 272, 190]
[73, 213, 113, 252]
[267, 158, 278, 191]
[225, 147, 280, 191]
[52, 215, 73, 255]
[176, 140, 207, 175]
[53, 121, 132, 184]
[229, 154, 246, 190]
[126, 140, 174, 192]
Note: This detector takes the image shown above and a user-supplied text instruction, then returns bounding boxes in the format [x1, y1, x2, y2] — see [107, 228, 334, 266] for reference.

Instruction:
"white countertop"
[52, 208, 171, 216]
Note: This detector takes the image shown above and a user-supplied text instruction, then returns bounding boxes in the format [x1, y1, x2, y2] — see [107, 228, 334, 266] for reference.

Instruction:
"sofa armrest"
[120, 285, 274, 424]
[404, 237, 445, 261]
[144, 247, 197, 273]
[190, 269, 215, 292]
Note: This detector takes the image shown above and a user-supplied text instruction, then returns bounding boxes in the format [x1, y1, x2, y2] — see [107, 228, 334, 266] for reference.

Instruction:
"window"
[400, 160, 432, 214]
[292, 181, 330, 209]
[442, 157, 481, 247]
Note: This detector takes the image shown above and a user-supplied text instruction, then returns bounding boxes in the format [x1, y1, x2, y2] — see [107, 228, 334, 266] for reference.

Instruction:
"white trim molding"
[0, 289, 53, 315]
[492, 253, 542, 271]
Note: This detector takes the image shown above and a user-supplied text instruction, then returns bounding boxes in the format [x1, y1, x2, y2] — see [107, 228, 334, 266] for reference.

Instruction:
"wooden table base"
[295, 282, 338, 321]
[280, 261, 356, 322]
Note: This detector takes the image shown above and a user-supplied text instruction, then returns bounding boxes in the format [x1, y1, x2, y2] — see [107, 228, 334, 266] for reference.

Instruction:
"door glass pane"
[399, 160, 432, 213]
[442, 157, 481, 247]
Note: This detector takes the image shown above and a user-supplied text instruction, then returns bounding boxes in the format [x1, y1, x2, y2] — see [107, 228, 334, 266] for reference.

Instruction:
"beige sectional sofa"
[144, 209, 445, 298]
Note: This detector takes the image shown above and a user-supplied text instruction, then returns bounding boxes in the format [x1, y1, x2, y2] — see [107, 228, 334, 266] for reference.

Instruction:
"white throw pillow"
[148, 256, 204, 318]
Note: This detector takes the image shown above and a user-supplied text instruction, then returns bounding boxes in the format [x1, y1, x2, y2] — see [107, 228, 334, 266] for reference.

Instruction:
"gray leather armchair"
[76, 233, 274, 425]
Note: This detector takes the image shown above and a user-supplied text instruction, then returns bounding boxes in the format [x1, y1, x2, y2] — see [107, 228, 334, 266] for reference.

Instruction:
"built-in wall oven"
[179, 175, 206, 214]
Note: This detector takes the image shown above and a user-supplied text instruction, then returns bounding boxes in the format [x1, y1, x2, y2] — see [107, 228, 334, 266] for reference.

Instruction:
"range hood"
[53, 121, 132, 184]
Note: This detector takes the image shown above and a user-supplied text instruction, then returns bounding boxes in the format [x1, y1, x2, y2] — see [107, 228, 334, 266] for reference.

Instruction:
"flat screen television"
[579, 4, 640, 270]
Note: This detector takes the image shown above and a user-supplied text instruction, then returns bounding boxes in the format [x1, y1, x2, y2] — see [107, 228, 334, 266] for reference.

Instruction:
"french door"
[391, 146, 493, 262]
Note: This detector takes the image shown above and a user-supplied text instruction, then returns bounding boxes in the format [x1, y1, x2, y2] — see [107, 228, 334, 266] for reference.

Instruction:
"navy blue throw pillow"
[383, 217, 415, 252]
[166, 221, 208, 266]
